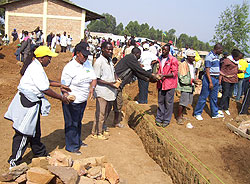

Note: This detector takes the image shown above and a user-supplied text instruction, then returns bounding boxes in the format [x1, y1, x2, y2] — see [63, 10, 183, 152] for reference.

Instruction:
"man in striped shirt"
[194, 43, 223, 120]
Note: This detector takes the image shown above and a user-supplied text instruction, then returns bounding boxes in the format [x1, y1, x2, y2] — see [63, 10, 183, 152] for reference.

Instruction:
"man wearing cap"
[5, 46, 70, 168]
[61, 42, 97, 155]
[177, 50, 200, 125]
[137, 43, 158, 104]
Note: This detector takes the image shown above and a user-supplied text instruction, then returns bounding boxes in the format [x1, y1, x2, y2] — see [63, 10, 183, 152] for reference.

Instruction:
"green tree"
[138, 23, 150, 38]
[212, 1, 250, 53]
[167, 28, 176, 42]
[114, 22, 123, 35]
[125, 21, 140, 36]
[87, 13, 117, 34]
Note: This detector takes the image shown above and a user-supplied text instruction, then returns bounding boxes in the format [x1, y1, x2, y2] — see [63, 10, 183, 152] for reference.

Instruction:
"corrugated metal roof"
[0, 0, 104, 21]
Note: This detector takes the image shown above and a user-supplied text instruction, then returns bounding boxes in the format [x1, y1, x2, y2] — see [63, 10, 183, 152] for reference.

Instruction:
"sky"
[72, 0, 250, 43]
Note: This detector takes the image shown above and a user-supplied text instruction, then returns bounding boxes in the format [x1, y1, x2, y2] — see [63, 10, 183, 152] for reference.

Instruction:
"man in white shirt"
[67, 35, 72, 52]
[60, 31, 67, 53]
[92, 42, 117, 139]
[138, 43, 158, 104]
[149, 41, 157, 56]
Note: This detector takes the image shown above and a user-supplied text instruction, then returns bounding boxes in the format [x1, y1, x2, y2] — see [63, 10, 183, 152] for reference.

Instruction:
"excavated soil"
[123, 79, 250, 184]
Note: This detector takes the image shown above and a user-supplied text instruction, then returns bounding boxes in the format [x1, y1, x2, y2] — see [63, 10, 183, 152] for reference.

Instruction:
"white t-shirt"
[161, 58, 168, 70]
[93, 55, 117, 101]
[61, 57, 96, 103]
[149, 45, 157, 56]
[140, 50, 158, 71]
[18, 59, 49, 97]
[188, 63, 195, 79]
[67, 37, 72, 45]
[60, 35, 67, 47]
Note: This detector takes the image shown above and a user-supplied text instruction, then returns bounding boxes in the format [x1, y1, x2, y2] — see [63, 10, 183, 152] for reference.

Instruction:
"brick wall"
[6, 0, 43, 14]
[47, 18, 81, 45]
[47, 0, 82, 17]
[8, 16, 43, 39]
[6, 0, 83, 45]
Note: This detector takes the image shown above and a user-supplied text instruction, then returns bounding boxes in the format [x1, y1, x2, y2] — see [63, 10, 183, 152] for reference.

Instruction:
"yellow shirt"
[237, 59, 248, 78]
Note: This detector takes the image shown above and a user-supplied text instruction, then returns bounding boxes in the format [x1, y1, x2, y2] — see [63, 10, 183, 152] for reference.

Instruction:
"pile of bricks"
[0, 151, 120, 184]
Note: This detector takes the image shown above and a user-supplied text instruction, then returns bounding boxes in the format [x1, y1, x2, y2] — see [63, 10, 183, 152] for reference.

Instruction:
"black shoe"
[81, 142, 88, 147]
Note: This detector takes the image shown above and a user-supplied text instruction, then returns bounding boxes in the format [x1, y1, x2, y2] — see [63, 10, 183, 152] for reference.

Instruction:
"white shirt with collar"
[18, 58, 49, 98]
[140, 50, 158, 71]
[61, 57, 96, 103]
[60, 35, 67, 47]
[93, 55, 117, 101]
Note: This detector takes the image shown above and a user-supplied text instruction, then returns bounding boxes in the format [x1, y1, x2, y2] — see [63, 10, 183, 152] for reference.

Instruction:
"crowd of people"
[11, 27, 73, 62]
[3, 28, 250, 169]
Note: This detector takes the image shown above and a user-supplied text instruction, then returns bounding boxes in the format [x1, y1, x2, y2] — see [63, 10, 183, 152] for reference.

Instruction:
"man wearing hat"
[61, 42, 97, 155]
[177, 50, 200, 124]
[5, 46, 70, 168]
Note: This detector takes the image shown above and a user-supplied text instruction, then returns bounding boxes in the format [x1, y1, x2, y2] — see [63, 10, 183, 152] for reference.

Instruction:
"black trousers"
[61, 46, 66, 52]
[219, 81, 234, 110]
[240, 87, 250, 114]
[8, 114, 47, 167]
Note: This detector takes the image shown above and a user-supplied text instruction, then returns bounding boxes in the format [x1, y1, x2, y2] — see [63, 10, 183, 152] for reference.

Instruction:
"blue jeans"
[194, 75, 219, 117]
[236, 78, 244, 101]
[62, 101, 87, 152]
[138, 69, 151, 104]
[138, 79, 149, 104]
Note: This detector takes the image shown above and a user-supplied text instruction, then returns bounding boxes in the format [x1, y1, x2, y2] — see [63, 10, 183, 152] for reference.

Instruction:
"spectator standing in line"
[218, 49, 241, 116]
[176, 50, 199, 125]
[235, 54, 248, 102]
[92, 42, 117, 140]
[12, 29, 18, 42]
[20, 31, 32, 62]
[46, 32, 53, 48]
[124, 39, 136, 56]
[2, 34, 10, 45]
[168, 40, 176, 56]
[155, 44, 179, 127]
[14, 44, 23, 62]
[19, 30, 24, 43]
[60, 32, 67, 53]
[114, 47, 158, 127]
[242, 59, 250, 96]
[67, 35, 73, 52]
[194, 44, 224, 120]
[137, 43, 158, 104]
[51, 34, 57, 52]
[5, 46, 70, 168]
[61, 42, 97, 155]
[149, 41, 157, 56]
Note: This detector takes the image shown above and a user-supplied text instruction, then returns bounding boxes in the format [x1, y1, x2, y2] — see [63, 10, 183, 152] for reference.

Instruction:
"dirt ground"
[0, 43, 172, 184]
[124, 80, 250, 183]
[1, 43, 250, 184]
